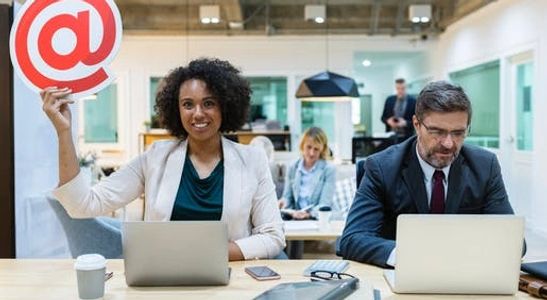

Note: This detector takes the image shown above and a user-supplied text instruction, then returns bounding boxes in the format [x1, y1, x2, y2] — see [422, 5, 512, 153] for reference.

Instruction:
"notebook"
[284, 220, 318, 231]
[253, 278, 359, 300]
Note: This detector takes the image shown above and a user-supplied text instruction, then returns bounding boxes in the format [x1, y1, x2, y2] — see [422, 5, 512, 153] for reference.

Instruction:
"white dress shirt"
[386, 145, 452, 266]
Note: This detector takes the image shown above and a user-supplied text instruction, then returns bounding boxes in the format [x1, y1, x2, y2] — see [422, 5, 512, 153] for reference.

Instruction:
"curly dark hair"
[155, 58, 251, 139]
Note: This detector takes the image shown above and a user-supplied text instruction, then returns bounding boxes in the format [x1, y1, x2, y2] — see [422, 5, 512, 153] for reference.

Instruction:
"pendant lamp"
[295, 71, 360, 102]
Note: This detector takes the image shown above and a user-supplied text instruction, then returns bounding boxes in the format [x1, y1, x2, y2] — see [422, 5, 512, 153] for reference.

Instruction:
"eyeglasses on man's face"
[419, 120, 469, 141]
[310, 270, 356, 281]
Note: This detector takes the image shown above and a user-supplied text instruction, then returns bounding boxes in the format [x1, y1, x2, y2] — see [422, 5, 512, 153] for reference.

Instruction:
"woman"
[42, 58, 285, 260]
[278, 127, 335, 220]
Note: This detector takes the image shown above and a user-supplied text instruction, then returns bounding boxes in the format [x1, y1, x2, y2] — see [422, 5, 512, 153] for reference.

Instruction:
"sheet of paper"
[284, 220, 319, 231]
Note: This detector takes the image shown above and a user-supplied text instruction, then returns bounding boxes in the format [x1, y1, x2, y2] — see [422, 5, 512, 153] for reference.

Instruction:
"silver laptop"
[122, 221, 230, 286]
[384, 214, 524, 294]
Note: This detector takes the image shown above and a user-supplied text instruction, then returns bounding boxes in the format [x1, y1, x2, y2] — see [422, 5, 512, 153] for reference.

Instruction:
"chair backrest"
[355, 158, 367, 189]
[352, 136, 397, 163]
[47, 197, 123, 259]
[333, 177, 357, 214]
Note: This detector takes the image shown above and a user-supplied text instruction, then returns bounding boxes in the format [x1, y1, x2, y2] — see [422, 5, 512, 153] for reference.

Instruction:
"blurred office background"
[3, 0, 546, 260]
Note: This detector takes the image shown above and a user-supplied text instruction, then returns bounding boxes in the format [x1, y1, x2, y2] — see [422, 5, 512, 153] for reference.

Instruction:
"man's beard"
[418, 137, 460, 169]
[425, 147, 459, 168]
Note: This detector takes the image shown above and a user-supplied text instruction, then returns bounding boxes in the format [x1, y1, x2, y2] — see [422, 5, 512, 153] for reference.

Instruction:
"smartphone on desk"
[245, 266, 281, 281]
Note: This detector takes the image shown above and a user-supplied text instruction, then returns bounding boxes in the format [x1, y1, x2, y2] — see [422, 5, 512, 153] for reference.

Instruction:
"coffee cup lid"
[74, 254, 106, 271]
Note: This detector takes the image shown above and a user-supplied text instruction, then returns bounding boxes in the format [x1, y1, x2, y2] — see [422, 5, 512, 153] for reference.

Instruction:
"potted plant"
[143, 120, 151, 132]
[78, 151, 97, 184]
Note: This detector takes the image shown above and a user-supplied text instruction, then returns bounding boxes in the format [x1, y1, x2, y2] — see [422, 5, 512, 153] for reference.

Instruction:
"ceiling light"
[199, 5, 220, 25]
[362, 59, 372, 67]
[409, 4, 431, 24]
[305, 5, 326, 23]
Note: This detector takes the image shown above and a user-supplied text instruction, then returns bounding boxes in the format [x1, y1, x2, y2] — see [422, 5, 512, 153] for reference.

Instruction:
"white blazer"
[52, 137, 286, 259]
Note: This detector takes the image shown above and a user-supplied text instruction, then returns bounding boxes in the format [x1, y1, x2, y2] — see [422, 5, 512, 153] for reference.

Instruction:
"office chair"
[48, 197, 289, 260]
[356, 158, 367, 189]
[47, 197, 123, 259]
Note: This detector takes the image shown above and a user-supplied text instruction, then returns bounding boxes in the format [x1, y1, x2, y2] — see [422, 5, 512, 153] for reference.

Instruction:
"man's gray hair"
[416, 80, 472, 125]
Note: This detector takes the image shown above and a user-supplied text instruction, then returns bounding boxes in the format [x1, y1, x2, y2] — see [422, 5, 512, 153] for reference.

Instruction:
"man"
[381, 78, 416, 140]
[337, 81, 515, 268]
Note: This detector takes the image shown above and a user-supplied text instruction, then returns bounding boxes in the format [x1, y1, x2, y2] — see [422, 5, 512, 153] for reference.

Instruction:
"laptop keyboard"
[303, 260, 349, 276]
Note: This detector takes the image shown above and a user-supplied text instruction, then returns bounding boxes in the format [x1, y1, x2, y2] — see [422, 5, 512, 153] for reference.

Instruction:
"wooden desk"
[0, 259, 532, 299]
[140, 130, 291, 152]
[139, 130, 175, 152]
[235, 131, 291, 150]
[284, 220, 345, 241]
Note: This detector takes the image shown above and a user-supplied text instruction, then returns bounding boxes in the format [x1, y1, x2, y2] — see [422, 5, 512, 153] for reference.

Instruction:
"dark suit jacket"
[336, 136, 515, 268]
[381, 95, 416, 137]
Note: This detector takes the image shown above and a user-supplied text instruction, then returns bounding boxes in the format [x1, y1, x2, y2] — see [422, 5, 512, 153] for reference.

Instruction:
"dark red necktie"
[430, 170, 445, 214]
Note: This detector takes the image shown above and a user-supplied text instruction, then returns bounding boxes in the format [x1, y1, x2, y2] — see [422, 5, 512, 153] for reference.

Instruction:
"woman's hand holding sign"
[40, 87, 74, 134]
[40, 87, 79, 186]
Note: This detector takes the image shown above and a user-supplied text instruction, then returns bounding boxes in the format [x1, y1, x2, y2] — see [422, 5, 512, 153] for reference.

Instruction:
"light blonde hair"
[299, 127, 330, 160]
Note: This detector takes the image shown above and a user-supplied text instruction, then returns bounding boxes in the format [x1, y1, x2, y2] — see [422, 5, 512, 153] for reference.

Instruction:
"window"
[515, 62, 533, 151]
[149, 77, 163, 128]
[247, 77, 288, 128]
[83, 84, 118, 143]
[449, 60, 500, 148]
[352, 95, 372, 135]
[301, 101, 335, 142]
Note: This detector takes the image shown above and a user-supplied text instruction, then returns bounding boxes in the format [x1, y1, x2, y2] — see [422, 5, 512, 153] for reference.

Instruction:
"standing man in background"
[381, 78, 416, 141]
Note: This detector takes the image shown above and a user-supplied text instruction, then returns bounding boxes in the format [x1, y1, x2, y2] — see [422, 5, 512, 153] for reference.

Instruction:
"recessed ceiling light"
[409, 4, 431, 24]
[199, 5, 220, 25]
[362, 59, 372, 67]
[305, 5, 326, 23]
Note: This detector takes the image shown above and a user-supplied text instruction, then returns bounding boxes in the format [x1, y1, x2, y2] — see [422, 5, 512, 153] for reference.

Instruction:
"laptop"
[122, 221, 230, 286]
[384, 214, 524, 294]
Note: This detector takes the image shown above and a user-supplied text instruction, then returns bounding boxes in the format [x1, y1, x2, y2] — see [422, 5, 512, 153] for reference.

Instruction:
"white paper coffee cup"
[74, 254, 106, 300]
[318, 211, 332, 231]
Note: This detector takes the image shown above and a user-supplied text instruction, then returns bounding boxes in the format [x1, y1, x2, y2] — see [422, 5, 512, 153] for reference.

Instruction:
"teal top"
[170, 154, 224, 221]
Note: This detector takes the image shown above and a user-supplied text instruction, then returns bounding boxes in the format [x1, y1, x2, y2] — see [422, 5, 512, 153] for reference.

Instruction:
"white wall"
[422, 0, 547, 235]
[105, 35, 427, 161]
[393, 52, 432, 87]
[13, 2, 71, 258]
[354, 66, 397, 134]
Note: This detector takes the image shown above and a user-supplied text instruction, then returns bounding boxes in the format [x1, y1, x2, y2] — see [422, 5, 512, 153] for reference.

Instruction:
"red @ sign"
[10, 0, 122, 99]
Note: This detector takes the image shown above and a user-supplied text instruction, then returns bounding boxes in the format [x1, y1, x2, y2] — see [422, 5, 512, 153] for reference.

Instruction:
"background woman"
[278, 127, 335, 220]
